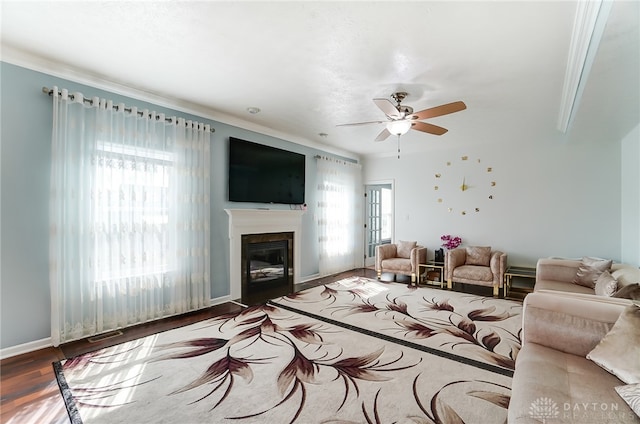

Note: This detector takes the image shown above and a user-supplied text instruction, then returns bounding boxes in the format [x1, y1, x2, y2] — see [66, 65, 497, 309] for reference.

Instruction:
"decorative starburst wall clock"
[434, 156, 496, 216]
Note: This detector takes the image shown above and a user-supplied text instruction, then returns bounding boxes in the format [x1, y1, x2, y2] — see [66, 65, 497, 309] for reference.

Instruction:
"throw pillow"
[396, 240, 417, 259]
[615, 384, 640, 418]
[611, 264, 640, 287]
[465, 246, 491, 266]
[613, 283, 640, 301]
[587, 303, 640, 384]
[573, 256, 613, 289]
[594, 271, 618, 297]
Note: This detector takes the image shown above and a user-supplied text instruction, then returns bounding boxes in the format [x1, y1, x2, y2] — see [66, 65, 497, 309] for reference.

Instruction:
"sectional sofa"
[508, 258, 640, 423]
[509, 291, 638, 423]
[534, 258, 640, 298]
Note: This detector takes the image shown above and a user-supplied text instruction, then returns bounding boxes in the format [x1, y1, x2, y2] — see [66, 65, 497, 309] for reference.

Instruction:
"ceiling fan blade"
[374, 127, 391, 142]
[373, 98, 401, 119]
[411, 121, 448, 136]
[336, 120, 386, 127]
[411, 101, 467, 120]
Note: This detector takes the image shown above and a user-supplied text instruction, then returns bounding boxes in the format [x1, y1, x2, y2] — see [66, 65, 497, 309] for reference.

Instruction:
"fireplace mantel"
[225, 209, 304, 302]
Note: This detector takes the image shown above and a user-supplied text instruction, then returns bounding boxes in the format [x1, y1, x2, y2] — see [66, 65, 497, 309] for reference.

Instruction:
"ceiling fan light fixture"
[386, 120, 412, 136]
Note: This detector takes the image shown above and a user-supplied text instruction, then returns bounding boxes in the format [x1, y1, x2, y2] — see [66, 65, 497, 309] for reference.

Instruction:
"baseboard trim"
[0, 337, 53, 360]
[210, 295, 231, 305]
[1, 295, 234, 360]
[299, 273, 320, 283]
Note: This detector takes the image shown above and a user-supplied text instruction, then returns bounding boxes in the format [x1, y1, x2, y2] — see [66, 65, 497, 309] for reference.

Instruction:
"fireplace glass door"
[247, 240, 287, 287]
[241, 232, 294, 305]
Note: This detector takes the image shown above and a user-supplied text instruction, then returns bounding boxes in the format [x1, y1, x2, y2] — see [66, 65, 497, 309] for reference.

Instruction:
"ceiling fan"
[338, 92, 467, 142]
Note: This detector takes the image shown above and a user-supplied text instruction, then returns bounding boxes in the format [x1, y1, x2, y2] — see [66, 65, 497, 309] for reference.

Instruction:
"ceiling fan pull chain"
[397, 135, 401, 159]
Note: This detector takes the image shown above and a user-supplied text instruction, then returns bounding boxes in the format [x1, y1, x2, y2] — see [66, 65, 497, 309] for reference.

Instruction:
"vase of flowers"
[441, 234, 462, 250]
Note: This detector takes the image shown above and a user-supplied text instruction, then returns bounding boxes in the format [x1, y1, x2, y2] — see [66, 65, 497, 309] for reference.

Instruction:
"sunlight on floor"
[4, 382, 68, 424]
[68, 333, 159, 421]
[334, 277, 390, 299]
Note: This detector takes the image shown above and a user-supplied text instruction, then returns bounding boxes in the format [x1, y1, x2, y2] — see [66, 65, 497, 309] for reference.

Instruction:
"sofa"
[509, 291, 639, 423]
[375, 241, 426, 284]
[535, 257, 640, 299]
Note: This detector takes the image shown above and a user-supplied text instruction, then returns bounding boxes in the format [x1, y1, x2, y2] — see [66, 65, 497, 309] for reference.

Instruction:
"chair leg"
[411, 273, 416, 286]
[377, 270, 381, 280]
[447, 279, 452, 290]
[493, 284, 499, 297]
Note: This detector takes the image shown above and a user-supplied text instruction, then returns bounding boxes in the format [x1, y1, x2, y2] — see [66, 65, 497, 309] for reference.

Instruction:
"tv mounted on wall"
[228, 137, 306, 205]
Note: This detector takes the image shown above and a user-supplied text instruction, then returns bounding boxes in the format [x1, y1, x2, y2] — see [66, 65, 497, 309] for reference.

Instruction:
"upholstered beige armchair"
[376, 241, 427, 285]
[445, 246, 507, 296]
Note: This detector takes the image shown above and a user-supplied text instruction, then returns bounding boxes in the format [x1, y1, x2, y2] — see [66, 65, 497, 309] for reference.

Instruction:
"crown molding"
[0, 45, 360, 161]
[557, 0, 613, 133]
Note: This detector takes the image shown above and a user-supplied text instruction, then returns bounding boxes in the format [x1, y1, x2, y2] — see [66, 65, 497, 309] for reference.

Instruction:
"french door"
[364, 183, 393, 267]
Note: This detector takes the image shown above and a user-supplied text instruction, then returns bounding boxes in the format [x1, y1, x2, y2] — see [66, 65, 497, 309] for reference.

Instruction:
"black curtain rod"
[42, 87, 215, 133]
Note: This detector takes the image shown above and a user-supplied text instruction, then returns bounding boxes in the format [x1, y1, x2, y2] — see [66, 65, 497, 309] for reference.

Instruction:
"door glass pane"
[365, 184, 392, 260]
[381, 188, 392, 241]
[367, 187, 381, 258]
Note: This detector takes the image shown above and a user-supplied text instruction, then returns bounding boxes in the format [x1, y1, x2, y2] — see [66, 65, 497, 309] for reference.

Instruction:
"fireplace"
[225, 209, 304, 305]
[241, 232, 293, 304]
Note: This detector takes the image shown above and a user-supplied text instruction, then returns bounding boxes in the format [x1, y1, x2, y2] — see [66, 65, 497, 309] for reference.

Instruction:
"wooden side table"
[504, 266, 536, 298]
[418, 261, 445, 289]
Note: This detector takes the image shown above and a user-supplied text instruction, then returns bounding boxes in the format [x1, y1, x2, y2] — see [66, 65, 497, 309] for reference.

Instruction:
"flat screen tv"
[228, 137, 305, 204]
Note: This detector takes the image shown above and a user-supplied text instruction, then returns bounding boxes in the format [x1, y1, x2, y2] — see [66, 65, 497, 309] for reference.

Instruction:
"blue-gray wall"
[0, 62, 347, 349]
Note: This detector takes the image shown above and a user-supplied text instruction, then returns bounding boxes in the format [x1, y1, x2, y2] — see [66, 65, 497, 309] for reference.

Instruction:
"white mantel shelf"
[225, 209, 305, 302]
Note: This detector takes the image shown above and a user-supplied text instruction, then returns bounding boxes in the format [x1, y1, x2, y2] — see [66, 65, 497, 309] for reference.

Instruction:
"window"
[93, 141, 174, 282]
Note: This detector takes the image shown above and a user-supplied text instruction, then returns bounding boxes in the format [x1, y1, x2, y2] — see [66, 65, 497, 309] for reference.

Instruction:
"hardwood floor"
[0, 268, 376, 424]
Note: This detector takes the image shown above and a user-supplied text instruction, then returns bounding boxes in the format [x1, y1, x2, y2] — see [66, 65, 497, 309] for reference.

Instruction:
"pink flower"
[440, 235, 462, 250]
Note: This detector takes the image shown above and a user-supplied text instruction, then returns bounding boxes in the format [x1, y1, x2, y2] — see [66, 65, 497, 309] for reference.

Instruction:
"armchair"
[376, 241, 427, 285]
[445, 246, 507, 296]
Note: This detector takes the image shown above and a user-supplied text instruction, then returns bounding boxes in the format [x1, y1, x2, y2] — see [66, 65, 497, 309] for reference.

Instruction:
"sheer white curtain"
[315, 156, 363, 276]
[49, 87, 210, 346]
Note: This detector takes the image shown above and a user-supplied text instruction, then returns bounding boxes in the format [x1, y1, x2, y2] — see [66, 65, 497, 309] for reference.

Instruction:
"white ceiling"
[1, 1, 638, 159]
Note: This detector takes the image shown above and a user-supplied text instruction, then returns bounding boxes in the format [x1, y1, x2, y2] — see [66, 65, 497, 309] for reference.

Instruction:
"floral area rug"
[270, 276, 522, 374]
[54, 303, 512, 423]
